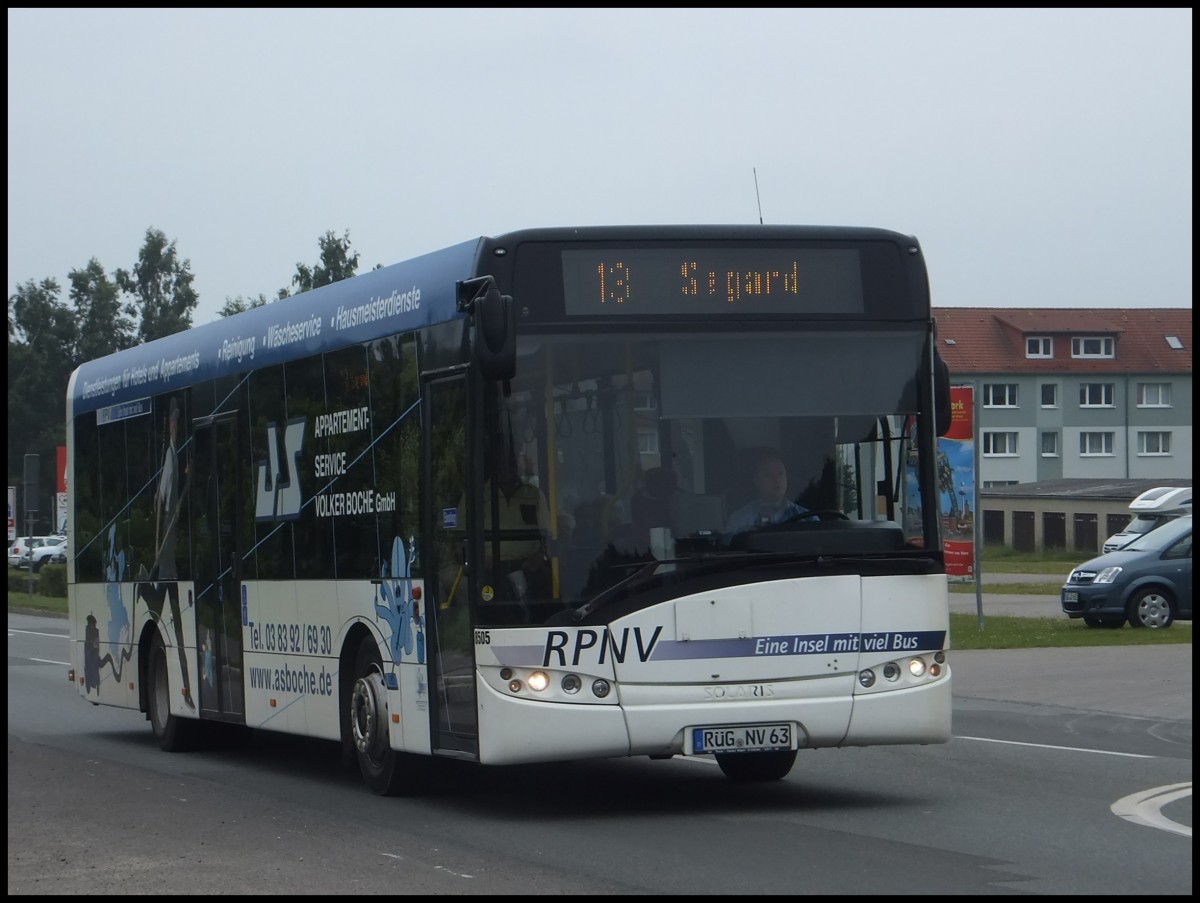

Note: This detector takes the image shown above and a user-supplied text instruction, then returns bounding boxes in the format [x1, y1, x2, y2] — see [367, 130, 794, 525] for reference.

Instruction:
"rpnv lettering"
[542, 626, 663, 666]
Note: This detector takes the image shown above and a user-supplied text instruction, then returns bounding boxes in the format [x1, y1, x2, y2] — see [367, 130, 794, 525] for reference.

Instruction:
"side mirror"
[934, 351, 952, 437]
[458, 278, 516, 381]
[476, 285, 515, 381]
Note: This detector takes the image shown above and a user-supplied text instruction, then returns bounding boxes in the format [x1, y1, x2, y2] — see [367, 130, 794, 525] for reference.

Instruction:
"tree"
[218, 293, 271, 318]
[286, 229, 361, 296]
[115, 228, 199, 342]
[937, 449, 960, 521]
[8, 277, 77, 521]
[69, 258, 136, 362]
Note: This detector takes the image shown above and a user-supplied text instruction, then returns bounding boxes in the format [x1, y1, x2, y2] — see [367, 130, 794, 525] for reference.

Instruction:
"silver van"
[1102, 486, 1192, 553]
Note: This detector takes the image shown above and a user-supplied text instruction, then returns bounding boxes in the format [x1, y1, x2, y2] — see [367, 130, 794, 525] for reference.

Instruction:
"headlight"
[1095, 566, 1123, 584]
[907, 658, 927, 677]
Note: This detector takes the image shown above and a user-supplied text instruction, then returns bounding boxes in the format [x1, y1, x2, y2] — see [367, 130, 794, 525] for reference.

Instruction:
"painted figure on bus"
[135, 395, 193, 709]
[376, 534, 418, 661]
[83, 614, 102, 693]
[412, 599, 425, 665]
[85, 524, 135, 693]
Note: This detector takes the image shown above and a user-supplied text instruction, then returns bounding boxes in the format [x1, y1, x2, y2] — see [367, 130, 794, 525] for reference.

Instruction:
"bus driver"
[723, 449, 811, 539]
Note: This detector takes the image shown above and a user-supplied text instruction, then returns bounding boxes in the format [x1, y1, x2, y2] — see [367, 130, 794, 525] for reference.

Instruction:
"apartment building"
[932, 307, 1192, 487]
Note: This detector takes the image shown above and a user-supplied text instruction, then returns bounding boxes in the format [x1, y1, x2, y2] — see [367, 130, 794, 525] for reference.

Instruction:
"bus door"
[422, 372, 479, 755]
[190, 412, 246, 721]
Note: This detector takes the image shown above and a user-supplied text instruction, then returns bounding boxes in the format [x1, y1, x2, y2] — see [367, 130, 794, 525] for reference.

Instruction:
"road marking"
[1112, 783, 1192, 837]
[955, 735, 1154, 758]
[9, 628, 69, 639]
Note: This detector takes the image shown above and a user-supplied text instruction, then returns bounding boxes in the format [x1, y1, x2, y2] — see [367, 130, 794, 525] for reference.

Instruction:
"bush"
[38, 564, 67, 597]
[9, 569, 35, 593]
[7, 565, 67, 597]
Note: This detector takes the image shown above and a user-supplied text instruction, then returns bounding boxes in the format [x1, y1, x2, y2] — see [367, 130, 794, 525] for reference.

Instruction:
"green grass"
[979, 547, 1082, 574]
[951, 613, 1191, 649]
[950, 581, 1061, 595]
[8, 588, 67, 616]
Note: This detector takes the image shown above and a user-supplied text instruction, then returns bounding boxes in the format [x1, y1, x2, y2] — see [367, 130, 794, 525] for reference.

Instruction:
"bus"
[66, 225, 954, 794]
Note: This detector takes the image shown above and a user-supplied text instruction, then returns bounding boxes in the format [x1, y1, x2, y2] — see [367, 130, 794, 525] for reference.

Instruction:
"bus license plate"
[1063, 591, 1078, 603]
[690, 723, 795, 755]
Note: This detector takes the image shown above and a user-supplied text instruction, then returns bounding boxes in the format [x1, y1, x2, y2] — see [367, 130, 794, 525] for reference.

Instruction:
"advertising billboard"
[938, 386, 976, 579]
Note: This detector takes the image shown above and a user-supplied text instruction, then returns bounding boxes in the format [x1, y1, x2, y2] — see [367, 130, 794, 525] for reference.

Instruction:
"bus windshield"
[487, 325, 935, 619]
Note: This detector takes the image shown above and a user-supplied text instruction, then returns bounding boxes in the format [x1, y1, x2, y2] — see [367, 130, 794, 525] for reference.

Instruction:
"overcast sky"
[7, 8, 1192, 326]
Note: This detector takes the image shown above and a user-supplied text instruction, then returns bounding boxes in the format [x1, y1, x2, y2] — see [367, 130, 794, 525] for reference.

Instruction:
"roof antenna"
[753, 168, 764, 224]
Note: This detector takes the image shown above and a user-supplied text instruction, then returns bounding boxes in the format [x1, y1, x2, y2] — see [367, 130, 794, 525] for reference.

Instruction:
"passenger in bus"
[722, 449, 812, 539]
[631, 466, 679, 547]
[481, 445, 552, 603]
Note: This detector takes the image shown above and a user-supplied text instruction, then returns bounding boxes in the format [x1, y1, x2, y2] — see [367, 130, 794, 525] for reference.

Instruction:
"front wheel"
[1127, 588, 1175, 629]
[147, 631, 199, 752]
[349, 637, 420, 795]
[714, 750, 797, 782]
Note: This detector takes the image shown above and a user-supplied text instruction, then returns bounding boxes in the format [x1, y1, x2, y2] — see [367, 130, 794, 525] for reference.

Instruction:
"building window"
[636, 429, 659, 455]
[1136, 383, 1172, 408]
[1137, 432, 1172, 456]
[1079, 383, 1114, 407]
[1026, 336, 1053, 358]
[632, 391, 658, 411]
[982, 383, 1018, 408]
[1071, 336, 1114, 358]
[982, 431, 1018, 456]
[1040, 432, 1059, 457]
[1079, 432, 1114, 456]
[1040, 383, 1058, 408]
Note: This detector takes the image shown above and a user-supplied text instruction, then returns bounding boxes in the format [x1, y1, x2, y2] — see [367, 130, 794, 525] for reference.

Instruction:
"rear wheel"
[147, 631, 199, 751]
[1127, 588, 1175, 629]
[715, 750, 797, 782]
[349, 637, 419, 795]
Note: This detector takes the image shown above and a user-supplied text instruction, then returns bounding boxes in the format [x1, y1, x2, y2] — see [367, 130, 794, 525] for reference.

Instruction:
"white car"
[9, 535, 59, 568]
[25, 536, 68, 572]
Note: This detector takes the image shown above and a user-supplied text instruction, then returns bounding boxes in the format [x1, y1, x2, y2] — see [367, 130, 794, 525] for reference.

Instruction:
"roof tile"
[933, 307, 1192, 374]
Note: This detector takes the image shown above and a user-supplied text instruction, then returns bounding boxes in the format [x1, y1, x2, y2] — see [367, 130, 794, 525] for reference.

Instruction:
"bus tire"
[147, 631, 199, 752]
[714, 750, 797, 782]
[349, 637, 410, 795]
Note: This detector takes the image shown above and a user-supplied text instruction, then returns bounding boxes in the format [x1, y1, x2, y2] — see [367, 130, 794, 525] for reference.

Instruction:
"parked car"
[1062, 514, 1193, 629]
[8, 535, 59, 568]
[25, 536, 67, 572]
[1102, 486, 1192, 553]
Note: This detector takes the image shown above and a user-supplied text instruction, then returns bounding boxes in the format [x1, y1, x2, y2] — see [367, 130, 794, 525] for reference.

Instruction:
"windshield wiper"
[569, 560, 661, 622]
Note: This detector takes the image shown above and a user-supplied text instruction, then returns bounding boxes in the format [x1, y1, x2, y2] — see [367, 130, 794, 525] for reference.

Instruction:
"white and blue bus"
[67, 225, 954, 794]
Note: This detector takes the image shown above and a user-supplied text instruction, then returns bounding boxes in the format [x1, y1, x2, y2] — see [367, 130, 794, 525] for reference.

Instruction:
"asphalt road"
[952, 570, 1192, 723]
[950, 570, 1067, 619]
